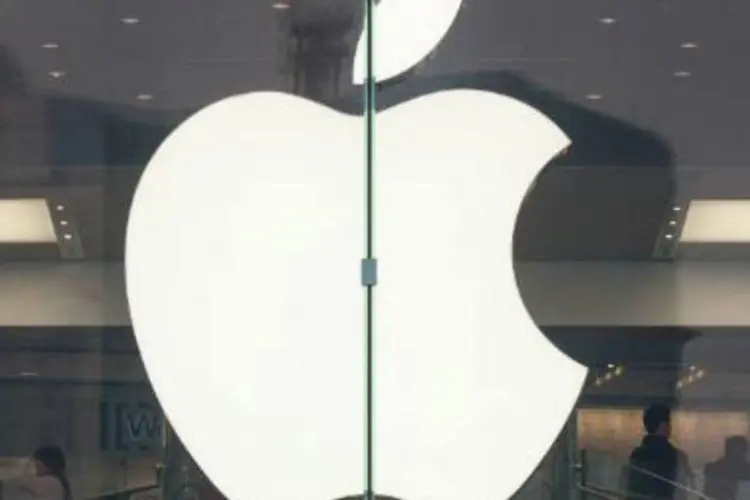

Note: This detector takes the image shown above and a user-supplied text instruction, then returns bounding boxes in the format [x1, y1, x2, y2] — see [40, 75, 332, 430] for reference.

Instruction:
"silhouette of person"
[704, 436, 750, 500]
[0, 446, 72, 500]
[626, 404, 693, 500]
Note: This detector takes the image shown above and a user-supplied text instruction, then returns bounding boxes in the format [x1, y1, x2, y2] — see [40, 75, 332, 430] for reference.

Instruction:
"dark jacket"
[626, 435, 692, 500]
[704, 457, 750, 500]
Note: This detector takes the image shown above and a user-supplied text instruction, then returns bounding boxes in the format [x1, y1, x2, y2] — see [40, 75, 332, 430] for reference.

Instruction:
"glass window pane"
[0, 1, 367, 499]
[373, 1, 750, 500]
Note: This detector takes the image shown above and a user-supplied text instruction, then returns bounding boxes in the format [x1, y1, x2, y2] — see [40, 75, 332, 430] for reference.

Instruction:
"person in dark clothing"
[626, 404, 693, 500]
[704, 436, 750, 500]
[0, 445, 72, 500]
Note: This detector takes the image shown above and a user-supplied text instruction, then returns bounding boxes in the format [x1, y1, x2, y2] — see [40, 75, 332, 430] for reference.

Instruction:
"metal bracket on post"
[361, 258, 378, 287]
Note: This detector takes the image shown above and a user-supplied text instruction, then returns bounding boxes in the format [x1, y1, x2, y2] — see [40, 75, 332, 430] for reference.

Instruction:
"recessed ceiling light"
[0, 199, 57, 243]
[121, 17, 140, 25]
[681, 42, 698, 49]
[585, 93, 603, 101]
[271, 2, 290, 9]
[599, 17, 617, 25]
[48, 70, 66, 79]
[63, 233, 73, 240]
[680, 199, 750, 243]
[56, 204, 65, 211]
[674, 70, 691, 78]
[60, 220, 69, 226]
[41, 43, 59, 49]
[136, 93, 154, 101]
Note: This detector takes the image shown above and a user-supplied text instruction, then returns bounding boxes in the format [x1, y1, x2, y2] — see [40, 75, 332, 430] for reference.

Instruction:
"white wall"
[1, 262, 750, 327]
[516, 262, 750, 327]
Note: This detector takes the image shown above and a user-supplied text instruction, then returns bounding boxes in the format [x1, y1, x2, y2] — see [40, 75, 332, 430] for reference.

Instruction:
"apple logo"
[125, 0, 588, 499]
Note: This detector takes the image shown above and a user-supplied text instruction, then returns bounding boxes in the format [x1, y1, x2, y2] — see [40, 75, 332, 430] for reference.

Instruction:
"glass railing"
[578, 449, 717, 500]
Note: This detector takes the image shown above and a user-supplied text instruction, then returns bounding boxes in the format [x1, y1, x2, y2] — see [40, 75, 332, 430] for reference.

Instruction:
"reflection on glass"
[0, 0, 362, 499]
[397, 0, 750, 498]
[3, 0, 750, 498]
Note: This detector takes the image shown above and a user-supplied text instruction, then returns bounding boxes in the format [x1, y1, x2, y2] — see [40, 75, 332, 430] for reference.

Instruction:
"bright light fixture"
[121, 17, 140, 24]
[271, 2, 289, 9]
[680, 199, 750, 243]
[0, 199, 57, 243]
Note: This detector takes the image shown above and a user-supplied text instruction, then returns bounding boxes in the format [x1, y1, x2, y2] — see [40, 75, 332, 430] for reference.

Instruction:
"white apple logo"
[125, 1, 587, 500]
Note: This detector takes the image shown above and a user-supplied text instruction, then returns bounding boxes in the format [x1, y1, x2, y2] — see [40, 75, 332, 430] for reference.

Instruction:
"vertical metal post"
[578, 449, 588, 500]
[363, 0, 376, 500]
[161, 424, 188, 500]
[566, 412, 581, 500]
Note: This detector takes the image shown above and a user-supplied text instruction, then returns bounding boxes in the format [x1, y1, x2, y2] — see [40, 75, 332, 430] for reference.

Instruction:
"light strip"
[0, 199, 57, 243]
[680, 199, 750, 243]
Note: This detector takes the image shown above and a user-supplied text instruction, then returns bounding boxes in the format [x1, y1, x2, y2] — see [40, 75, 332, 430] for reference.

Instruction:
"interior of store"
[3, 0, 750, 499]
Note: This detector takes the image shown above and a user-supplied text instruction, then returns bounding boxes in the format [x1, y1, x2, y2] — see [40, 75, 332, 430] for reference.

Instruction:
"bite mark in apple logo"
[125, 1, 588, 500]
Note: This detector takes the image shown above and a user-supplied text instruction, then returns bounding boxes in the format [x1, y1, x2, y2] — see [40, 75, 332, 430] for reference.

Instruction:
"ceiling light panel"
[680, 199, 750, 243]
[0, 199, 57, 243]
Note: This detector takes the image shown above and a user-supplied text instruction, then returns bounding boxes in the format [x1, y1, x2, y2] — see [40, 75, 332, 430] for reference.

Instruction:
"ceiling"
[0, 0, 748, 261]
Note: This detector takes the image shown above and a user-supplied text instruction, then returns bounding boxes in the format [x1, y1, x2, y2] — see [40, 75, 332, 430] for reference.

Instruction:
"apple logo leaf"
[352, 0, 463, 85]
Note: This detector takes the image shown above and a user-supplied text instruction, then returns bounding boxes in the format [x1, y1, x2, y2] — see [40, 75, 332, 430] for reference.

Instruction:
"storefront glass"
[2, 1, 750, 500]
